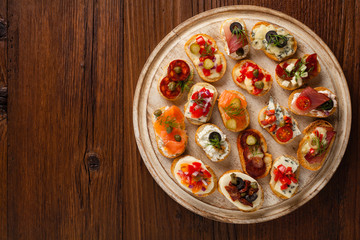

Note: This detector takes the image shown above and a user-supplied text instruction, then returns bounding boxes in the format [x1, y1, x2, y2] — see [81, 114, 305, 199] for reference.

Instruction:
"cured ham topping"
[177, 161, 212, 193]
[305, 127, 336, 163]
[239, 131, 266, 178]
[225, 173, 259, 207]
[223, 21, 248, 54]
[293, 87, 330, 113]
[189, 87, 214, 119]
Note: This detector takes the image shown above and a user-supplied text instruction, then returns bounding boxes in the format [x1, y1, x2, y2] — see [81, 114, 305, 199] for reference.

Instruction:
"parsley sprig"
[209, 136, 223, 149]
[176, 72, 193, 92]
[224, 103, 245, 117]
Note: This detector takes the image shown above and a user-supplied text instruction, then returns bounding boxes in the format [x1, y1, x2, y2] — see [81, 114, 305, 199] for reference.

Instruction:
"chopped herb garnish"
[224, 103, 245, 117]
[208, 135, 223, 149]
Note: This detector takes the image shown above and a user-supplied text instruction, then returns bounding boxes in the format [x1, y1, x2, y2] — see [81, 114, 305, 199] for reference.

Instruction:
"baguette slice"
[152, 106, 188, 158]
[218, 170, 264, 212]
[288, 87, 337, 117]
[269, 155, 300, 199]
[220, 18, 250, 60]
[237, 129, 272, 179]
[297, 120, 336, 171]
[171, 155, 217, 197]
[218, 90, 250, 132]
[184, 82, 218, 125]
[275, 54, 321, 90]
[232, 60, 273, 96]
[258, 105, 300, 144]
[184, 34, 227, 82]
[195, 123, 230, 162]
[250, 21, 297, 61]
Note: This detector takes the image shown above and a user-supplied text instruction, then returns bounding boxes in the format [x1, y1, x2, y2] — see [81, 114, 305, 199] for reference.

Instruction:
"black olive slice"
[245, 192, 258, 202]
[230, 22, 243, 34]
[236, 178, 245, 190]
[209, 131, 221, 142]
[265, 31, 277, 43]
[236, 48, 244, 56]
[318, 99, 334, 110]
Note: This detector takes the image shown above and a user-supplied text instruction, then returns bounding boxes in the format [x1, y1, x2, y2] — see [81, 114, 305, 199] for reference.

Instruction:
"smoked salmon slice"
[153, 106, 187, 156]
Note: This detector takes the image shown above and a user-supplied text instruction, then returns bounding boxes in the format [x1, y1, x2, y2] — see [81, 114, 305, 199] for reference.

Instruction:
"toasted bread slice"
[288, 87, 337, 117]
[157, 59, 194, 101]
[195, 123, 230, 162]
[171, 155, 217, 197]
[297, 120, 336, 171]
[269, 155, 300, 199]
[232, 60, 273, 96]
[218, 90, 250, 133]
[219, 18, 250, 60]
[218, 170, 264, 212]
[275, 54, 321, 90]
[152, 106, 188, 158]
[184, 34, 227, 82]
[237, 129, 272, 179]
[250, 21, 297, 61]
[184, 82, 218, 125]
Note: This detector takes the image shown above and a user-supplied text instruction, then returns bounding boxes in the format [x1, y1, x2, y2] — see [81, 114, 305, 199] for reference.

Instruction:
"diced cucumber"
[203, 59, 214, 69]
[226, 118, 237, 130]
[246, 135, 257, 145]
[229, 98, 241, 108]
[190, 43, 200, 54]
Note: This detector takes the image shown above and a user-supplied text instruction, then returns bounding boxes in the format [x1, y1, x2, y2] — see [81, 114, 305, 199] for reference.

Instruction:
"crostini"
[171, 155, 217, 197]
[184, 34, 227, 82]
[232, 60, 273, 96]
[237, 129, 272, 179]
[218, 170, 264, 212]
[220, 18, 250, 60]
[250, 21, 297, 61]
[195, 123, 230, 162]
[298, 120, 336, 171]
[152, 106, 188, 158]
[218, 90, 250, 132]
[269, 155, 300, 199]
[258, 97, 301, 144]
[184, 83, 218, 125]
[157, 59, 194, 101]
[288, 86, 337, 117]
[275, 53, 321, 90]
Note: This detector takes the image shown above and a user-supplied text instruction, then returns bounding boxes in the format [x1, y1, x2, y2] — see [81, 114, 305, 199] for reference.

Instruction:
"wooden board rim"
[133, 5, 352, 223]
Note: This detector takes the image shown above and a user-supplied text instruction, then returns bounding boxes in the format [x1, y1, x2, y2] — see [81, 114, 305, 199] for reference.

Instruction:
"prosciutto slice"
[305, 129, 336, 163]
[292, 87, 330, 113]
[223, 21, 248, 54]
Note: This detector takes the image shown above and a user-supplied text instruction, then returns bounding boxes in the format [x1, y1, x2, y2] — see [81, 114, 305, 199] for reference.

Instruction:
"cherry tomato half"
[276, 126, 293, 143]
[295, 96, 311, 111]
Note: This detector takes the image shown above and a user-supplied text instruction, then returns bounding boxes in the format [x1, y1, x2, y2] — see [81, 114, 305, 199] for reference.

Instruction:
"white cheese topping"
[196, 125, 230, 162]
[173, 156, 215, 195]
[270, 156, 299, 198]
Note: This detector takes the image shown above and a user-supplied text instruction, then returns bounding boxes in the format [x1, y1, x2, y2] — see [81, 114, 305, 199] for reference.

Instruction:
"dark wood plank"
[7, 0, 90, 238]
[0, 0, 7, 238]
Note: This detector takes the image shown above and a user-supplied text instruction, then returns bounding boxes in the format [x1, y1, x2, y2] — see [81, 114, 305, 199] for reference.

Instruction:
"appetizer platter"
[133, 6, 351, 223]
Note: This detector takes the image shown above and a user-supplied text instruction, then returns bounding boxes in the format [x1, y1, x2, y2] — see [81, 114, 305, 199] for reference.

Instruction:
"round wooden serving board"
[133, 6, 351, 223]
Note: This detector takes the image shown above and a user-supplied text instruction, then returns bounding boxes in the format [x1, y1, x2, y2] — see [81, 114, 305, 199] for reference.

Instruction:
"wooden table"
[0, 0, 358, 239]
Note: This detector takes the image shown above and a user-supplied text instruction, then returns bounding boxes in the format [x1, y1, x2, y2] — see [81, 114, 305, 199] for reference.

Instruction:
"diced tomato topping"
[290, 176, 298, 183]
[196, 36, 206, 45]
[269, 124, 277, 132]
[245, 70, 253, 79]
[281, 184, 288, 190]
[203, 69, 211, 76]
[203, 170, 211, 178]
[192, 161, 201, 170]
[211, 47, 215, 54]
[199, 56, 205, 62]
[309, 148, 315, 155]
[216, 64, 223, 73]
[252, 87, 263, 95]
[278, 164, 286, 173]
[274, 164, 297, 191]
[177, 162, 212, 194]
[207, 39, 212, 45]
[267, 115, 276, 124]
[237, 75, 245, 83]
[265, 74, 271, 82]
[265, 109, 275, 116]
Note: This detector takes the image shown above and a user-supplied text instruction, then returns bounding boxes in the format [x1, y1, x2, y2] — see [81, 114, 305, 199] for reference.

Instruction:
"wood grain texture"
[0, 0, 358, 239]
